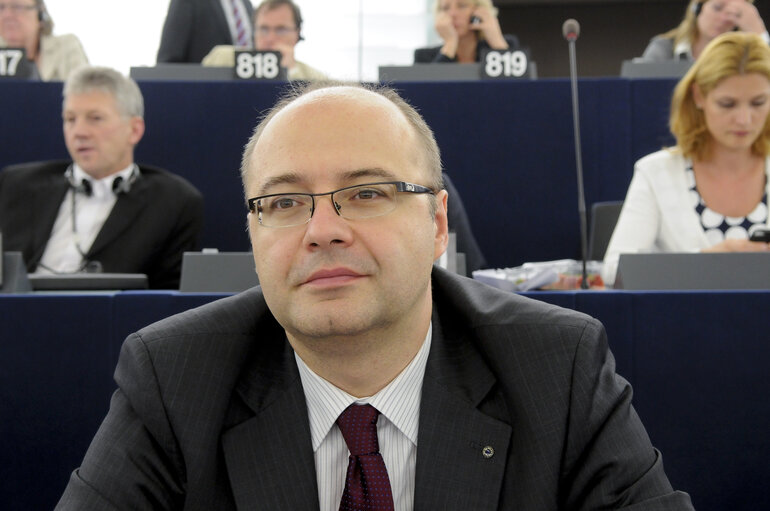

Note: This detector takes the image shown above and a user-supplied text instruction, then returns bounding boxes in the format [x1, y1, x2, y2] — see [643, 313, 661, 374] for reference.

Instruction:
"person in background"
[639, 0, 768, 62]
[0, 0, 87, 80]
[56, 80, 692, 510]
[604, 32, 770, 287]
[157, 0, 254, 63]
[0, 66, 204, 289]
[414, 0, 519, 63]
[203, 0, 326, 81]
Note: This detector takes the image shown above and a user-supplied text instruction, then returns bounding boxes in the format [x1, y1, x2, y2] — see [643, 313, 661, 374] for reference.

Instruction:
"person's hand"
[725, 0, 766, 35]
[435, 11, 458, 45]
[435, 11, 459, 59]
[274, 42, 296, 70]
[702, 238, 770, 252]
[470, 5, 509, 49]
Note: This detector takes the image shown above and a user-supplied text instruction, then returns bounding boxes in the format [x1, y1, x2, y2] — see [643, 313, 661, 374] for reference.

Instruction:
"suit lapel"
[414, 308, 512, 510]
[222, 337, 320, 510]
[87, 175, 150, 257]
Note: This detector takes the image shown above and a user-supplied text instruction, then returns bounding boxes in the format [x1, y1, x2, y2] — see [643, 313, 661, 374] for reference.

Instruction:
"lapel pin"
[482, 446, 494, 459]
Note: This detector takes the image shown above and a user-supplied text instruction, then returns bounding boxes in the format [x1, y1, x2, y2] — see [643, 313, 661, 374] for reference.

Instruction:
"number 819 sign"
[482, 50, 530, 79]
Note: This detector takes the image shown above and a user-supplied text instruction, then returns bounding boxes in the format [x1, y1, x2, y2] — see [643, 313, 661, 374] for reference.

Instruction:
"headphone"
[65, 165, 139, 196]
[692, 1, 704, 18]
[37, 1, 54, 35]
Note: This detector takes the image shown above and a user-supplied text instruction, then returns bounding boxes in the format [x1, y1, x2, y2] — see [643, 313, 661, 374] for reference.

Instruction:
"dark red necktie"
[337, 404, 395, 511]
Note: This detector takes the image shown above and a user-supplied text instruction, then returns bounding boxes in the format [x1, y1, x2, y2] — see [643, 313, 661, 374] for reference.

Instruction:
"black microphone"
[562, 18, 589, 289]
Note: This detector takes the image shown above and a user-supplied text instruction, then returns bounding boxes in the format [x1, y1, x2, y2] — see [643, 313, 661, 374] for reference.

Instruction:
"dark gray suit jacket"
[56, 268, 693, 510]
[0, 160, 204, 288]
[157, 0, 255, 63]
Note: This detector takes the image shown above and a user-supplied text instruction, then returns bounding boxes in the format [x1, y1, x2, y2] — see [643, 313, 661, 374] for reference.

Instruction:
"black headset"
[65, 165, 139, 196]
[692, 1, 704, 18]
[38, 1, 50, 23]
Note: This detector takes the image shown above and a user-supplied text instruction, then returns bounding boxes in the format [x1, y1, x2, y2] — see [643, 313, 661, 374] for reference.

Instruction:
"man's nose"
[303, 196, 353, 248]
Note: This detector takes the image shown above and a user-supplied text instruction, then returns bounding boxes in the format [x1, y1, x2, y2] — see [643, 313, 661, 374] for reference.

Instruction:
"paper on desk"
[472, 259, 604, 291]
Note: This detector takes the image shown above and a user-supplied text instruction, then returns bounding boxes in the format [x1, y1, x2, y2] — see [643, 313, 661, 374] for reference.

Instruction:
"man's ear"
[433, 189, 449, 261]
[129, 117, 145, 146]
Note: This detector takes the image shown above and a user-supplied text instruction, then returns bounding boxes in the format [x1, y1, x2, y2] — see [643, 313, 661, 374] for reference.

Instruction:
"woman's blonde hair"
[433, 0, 498, 16]
[661, 0, 756, 48]
[670, 31, 770, 160]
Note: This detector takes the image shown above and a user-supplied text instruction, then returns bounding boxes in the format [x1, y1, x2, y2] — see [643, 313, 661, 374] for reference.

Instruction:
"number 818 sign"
[234, 51, 287, 81]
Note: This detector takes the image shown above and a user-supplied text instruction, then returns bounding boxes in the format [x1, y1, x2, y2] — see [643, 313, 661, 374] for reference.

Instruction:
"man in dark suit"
[0, 66, 203, 289]
[56, 82, 693, 510]
[157, 0, 255, 63]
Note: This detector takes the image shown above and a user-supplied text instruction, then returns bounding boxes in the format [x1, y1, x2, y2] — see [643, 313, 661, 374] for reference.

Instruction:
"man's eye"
[272, 197, 300, 209]
[353, 188, 386, 200]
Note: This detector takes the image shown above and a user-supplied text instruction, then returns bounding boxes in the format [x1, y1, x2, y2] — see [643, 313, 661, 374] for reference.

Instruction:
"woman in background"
[0, 0, 88, 80]
[604, 31, 770, 286]
[414, 0, 519, 63]
[640, 0, 767, 62]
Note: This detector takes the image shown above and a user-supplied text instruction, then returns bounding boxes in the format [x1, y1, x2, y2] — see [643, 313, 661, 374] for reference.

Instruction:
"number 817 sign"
[482, 50, 530, 79]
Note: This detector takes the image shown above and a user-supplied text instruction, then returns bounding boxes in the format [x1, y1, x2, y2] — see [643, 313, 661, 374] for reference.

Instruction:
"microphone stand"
[567, 35, 589, 289]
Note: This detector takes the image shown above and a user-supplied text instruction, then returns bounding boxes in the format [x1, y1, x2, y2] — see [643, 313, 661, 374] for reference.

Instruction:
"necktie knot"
[337, 404, 380, 456]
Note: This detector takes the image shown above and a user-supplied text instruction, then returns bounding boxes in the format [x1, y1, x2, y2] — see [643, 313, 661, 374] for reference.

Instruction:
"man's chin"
[288, 303, 382, 340]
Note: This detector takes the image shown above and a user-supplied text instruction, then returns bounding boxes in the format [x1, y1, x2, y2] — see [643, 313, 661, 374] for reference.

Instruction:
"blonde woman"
[604, 32, 770, 286]
[641, 0, 767, 62]
[414, 0, 519, 63]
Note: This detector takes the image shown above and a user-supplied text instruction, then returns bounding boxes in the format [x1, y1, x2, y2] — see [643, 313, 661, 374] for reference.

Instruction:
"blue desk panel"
[630, 291, 770, 510]
[1, 289, 767, 510]
[0, 295, 115, 511]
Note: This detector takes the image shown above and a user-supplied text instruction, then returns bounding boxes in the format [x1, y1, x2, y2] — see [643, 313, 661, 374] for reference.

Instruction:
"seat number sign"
[234, 51, 287, 81]
[0, 49, 26, 78]
[482, 50, 529, 79]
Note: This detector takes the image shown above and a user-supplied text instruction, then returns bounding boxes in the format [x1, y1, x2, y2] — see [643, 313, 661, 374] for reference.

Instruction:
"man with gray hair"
[56, 81, 692, 509]
[0, 65, 203, 288]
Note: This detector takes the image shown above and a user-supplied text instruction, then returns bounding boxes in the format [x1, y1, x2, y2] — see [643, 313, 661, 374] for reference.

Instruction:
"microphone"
[562, 18, 589, 289]
[562, 18, 579, 42]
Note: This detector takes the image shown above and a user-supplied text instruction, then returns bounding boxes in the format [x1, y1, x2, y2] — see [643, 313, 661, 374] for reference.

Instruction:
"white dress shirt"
[36, 164, 136, 274]
[295, 324, 432, 511]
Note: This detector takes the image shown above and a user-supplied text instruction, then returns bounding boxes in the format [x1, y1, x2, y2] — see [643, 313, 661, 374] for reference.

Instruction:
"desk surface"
[1, 288, 768, 511]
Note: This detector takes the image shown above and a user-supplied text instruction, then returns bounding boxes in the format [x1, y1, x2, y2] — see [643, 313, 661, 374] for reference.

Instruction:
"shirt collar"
[296, 322, 432, 451]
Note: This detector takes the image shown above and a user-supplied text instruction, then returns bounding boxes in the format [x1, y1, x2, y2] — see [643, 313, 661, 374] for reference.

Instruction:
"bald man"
[56, 82, 693, 510]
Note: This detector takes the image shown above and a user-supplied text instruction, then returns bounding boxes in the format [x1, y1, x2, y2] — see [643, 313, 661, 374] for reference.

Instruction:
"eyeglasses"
[0, 3, 37, 13]
[255, 25, 298, 37]
[247, 181, 436, 228]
